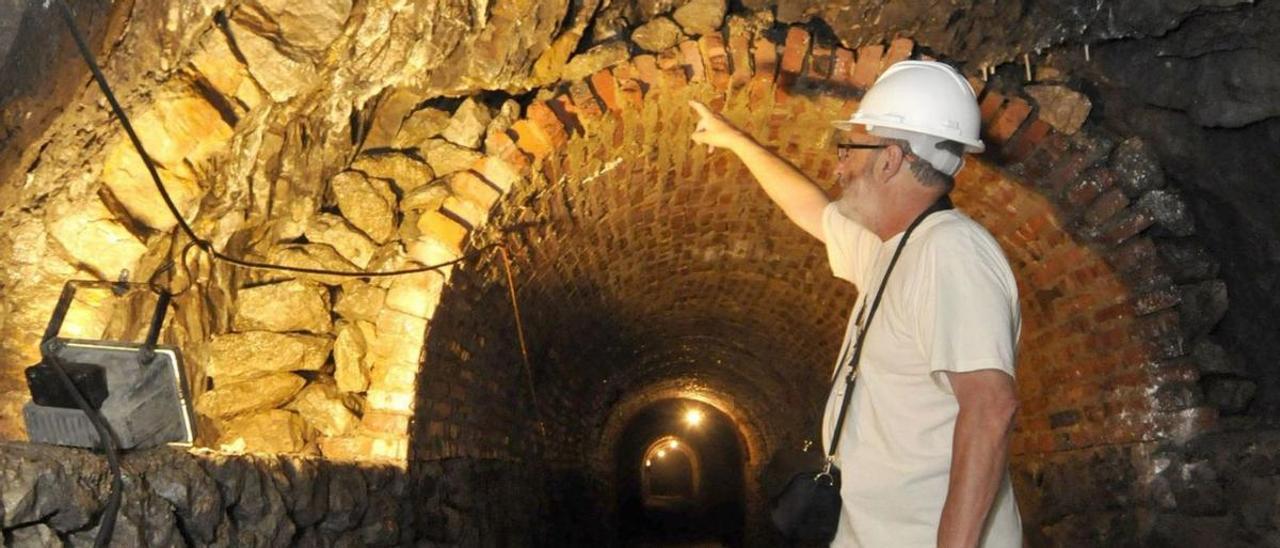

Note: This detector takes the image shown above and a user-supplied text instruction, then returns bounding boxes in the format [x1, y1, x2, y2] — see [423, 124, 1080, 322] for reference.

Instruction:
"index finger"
[688, 100, 712, 118]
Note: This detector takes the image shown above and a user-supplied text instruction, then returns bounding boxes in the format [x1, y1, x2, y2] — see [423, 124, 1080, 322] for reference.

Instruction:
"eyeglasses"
[835, 142, 889, 160]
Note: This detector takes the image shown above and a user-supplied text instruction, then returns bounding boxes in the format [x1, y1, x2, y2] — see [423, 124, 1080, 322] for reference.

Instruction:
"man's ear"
[876, 144, 906, 183]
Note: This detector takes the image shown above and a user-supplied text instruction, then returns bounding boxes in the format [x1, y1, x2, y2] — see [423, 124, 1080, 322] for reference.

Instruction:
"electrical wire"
[45, 349, 124, 548]
[499, 246, 545, 434]
[54, 0, 497, 281]
[53, 0, 549, 463]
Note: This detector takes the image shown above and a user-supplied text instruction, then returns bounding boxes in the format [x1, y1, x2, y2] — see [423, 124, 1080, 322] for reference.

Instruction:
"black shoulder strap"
[826, 194, 953, 458]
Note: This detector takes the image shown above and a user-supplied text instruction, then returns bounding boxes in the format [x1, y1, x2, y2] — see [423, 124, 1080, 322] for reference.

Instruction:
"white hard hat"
[832, 60, 984, 176]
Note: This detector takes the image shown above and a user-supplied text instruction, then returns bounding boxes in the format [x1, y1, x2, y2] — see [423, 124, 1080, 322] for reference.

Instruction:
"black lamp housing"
[23, 280, 196, 450]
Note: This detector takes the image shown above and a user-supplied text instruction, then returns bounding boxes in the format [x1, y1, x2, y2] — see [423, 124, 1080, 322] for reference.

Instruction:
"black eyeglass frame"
[835, 142, 890, 160]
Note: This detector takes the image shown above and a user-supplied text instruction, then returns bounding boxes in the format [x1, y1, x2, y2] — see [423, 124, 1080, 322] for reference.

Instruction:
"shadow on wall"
[410, 253, 616, 546]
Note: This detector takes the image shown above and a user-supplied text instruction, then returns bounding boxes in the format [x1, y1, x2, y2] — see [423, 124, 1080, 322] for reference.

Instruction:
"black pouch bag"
[767, 196, 951, 543]
[770, 462, 842, 542]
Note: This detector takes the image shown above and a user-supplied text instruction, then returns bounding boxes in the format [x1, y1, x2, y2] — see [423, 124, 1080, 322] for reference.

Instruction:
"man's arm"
[937, 369, 1018, 548]
[688, 100, 830, 241]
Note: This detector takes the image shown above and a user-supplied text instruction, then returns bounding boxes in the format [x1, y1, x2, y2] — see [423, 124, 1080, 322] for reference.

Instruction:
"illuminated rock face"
[0, 0, 1277, 545]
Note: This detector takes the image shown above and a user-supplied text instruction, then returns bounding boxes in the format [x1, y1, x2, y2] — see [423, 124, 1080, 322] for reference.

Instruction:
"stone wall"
[0, 442, 549, 547]
[0, 0, 1275, 545]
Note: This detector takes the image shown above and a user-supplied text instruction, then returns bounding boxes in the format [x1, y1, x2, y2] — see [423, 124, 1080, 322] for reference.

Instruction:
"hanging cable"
[55, 0, 550, 439]
[498, 246, 545, 435]
[54, 0, 497, 281]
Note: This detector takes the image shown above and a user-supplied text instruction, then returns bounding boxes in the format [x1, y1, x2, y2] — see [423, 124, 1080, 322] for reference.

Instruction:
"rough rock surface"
[631, 16, 683, 52]
[421, 139, 485, 177]
[288, 380, 360, 436]
[1025, 84, 1091, 135]
[99, 94, 233, 230]
[334, 321, 372, 393]
[351, 151, 436, 194]
[0, 442, 556, 545]
[394, 107, 453, 149]
[561, 41, 630, 81]
[672, 0, 727, 36]
[197, 373, 306, 419]
[441, 98, 494, 150]
[304, 213, 379, 269]
[206, 331, 332, 382]
[216, 409, 308, 452]
[232, 279, 334, 334]
[330, 170, 398, 244]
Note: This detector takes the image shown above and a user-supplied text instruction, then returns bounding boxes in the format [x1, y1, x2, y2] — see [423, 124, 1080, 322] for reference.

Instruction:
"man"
[689, 60, 1022, 547]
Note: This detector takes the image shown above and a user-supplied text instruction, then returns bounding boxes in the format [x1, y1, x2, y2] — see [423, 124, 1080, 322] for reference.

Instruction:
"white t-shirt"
[819, 201, 1022, 548]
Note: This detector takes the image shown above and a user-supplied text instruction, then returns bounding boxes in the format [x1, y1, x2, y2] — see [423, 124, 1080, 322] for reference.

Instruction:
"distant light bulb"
[669, 440, 679, 449]
[645, 459, 652, 467]
[685, 409, 704, 427]
[657, 449, 667, 458]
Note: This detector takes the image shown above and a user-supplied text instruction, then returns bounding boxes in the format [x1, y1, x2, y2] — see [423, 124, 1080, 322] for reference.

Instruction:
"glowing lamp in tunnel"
[669, 440, 679, 449]
[657, 449, 667, 458]
[645, 459, 652, 467]
[684, 408, 704, 427]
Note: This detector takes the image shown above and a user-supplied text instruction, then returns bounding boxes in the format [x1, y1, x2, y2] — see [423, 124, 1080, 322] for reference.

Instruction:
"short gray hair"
[882, 138, 960, 192]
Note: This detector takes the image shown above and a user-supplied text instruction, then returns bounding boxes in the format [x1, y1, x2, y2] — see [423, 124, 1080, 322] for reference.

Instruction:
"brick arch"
[414, 24, 1228, 542]
[592, 378, 769, 542]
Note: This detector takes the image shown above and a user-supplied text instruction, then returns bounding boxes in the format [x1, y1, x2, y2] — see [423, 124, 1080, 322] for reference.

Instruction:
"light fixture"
[23, 280, 196, 449]
[669, 439, 679, 449]
[684, 408, 704, 427]
[657, 449, 667, 458]
[645, 459, 652, 467]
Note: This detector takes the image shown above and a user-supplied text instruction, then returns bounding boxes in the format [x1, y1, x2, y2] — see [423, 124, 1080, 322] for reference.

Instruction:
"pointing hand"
[689, 100, 747, 154]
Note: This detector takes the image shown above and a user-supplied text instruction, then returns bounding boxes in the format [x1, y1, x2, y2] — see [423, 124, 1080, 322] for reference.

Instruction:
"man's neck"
[858, 192, 945, 241]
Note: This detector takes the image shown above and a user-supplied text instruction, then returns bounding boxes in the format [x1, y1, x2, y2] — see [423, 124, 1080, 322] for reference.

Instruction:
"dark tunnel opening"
[615, 398, 746, 547]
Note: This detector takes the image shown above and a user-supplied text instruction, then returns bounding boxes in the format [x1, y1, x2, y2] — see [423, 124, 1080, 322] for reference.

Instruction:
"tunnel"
[0, 0, 1278, 546]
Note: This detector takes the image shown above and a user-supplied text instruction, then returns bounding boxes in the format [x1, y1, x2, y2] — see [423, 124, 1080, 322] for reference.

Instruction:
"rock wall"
[0, 442, 552, 547]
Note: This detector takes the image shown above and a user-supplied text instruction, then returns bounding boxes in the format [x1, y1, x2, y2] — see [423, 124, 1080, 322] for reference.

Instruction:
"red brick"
[883, 37, 914, 67]
[657, 49, 688, 90]
[1004, 118, 1053, 163]
[780, 27, 811, 75]
[633, 54, 661, 91]
[832, 47, 856, 88]
[751, 36, 778, 81]
[678, 40, 706, 82]
[806, 41, 834, 82]
[589, 70, 622, 113]
[1109, 236, 1157, 273]
[1016, 132, 1070, 183]
[1102, 208, 1157, 246]
[987, 97, 1033, 146]
[510, 120, 553, 159]
[543, 96, 584, 137]
[526, 101, 569, 149]
[851, 44, 885, 89]
[1063, 167, 1115, 209]
[613, 74, 645, 110]
[979, 92, 1006, 125]
[483, 128, 531, 173]
[449, 170, 502, 210]
[1043, 141, 1113, 196]
[470, 155, 523, 192]
[567, 80, 603, 120]
[362, 410, 411, 434]
[319, 435, 375, 461]
[698, 34, 731, 90]
[726, 27, 754, 88]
